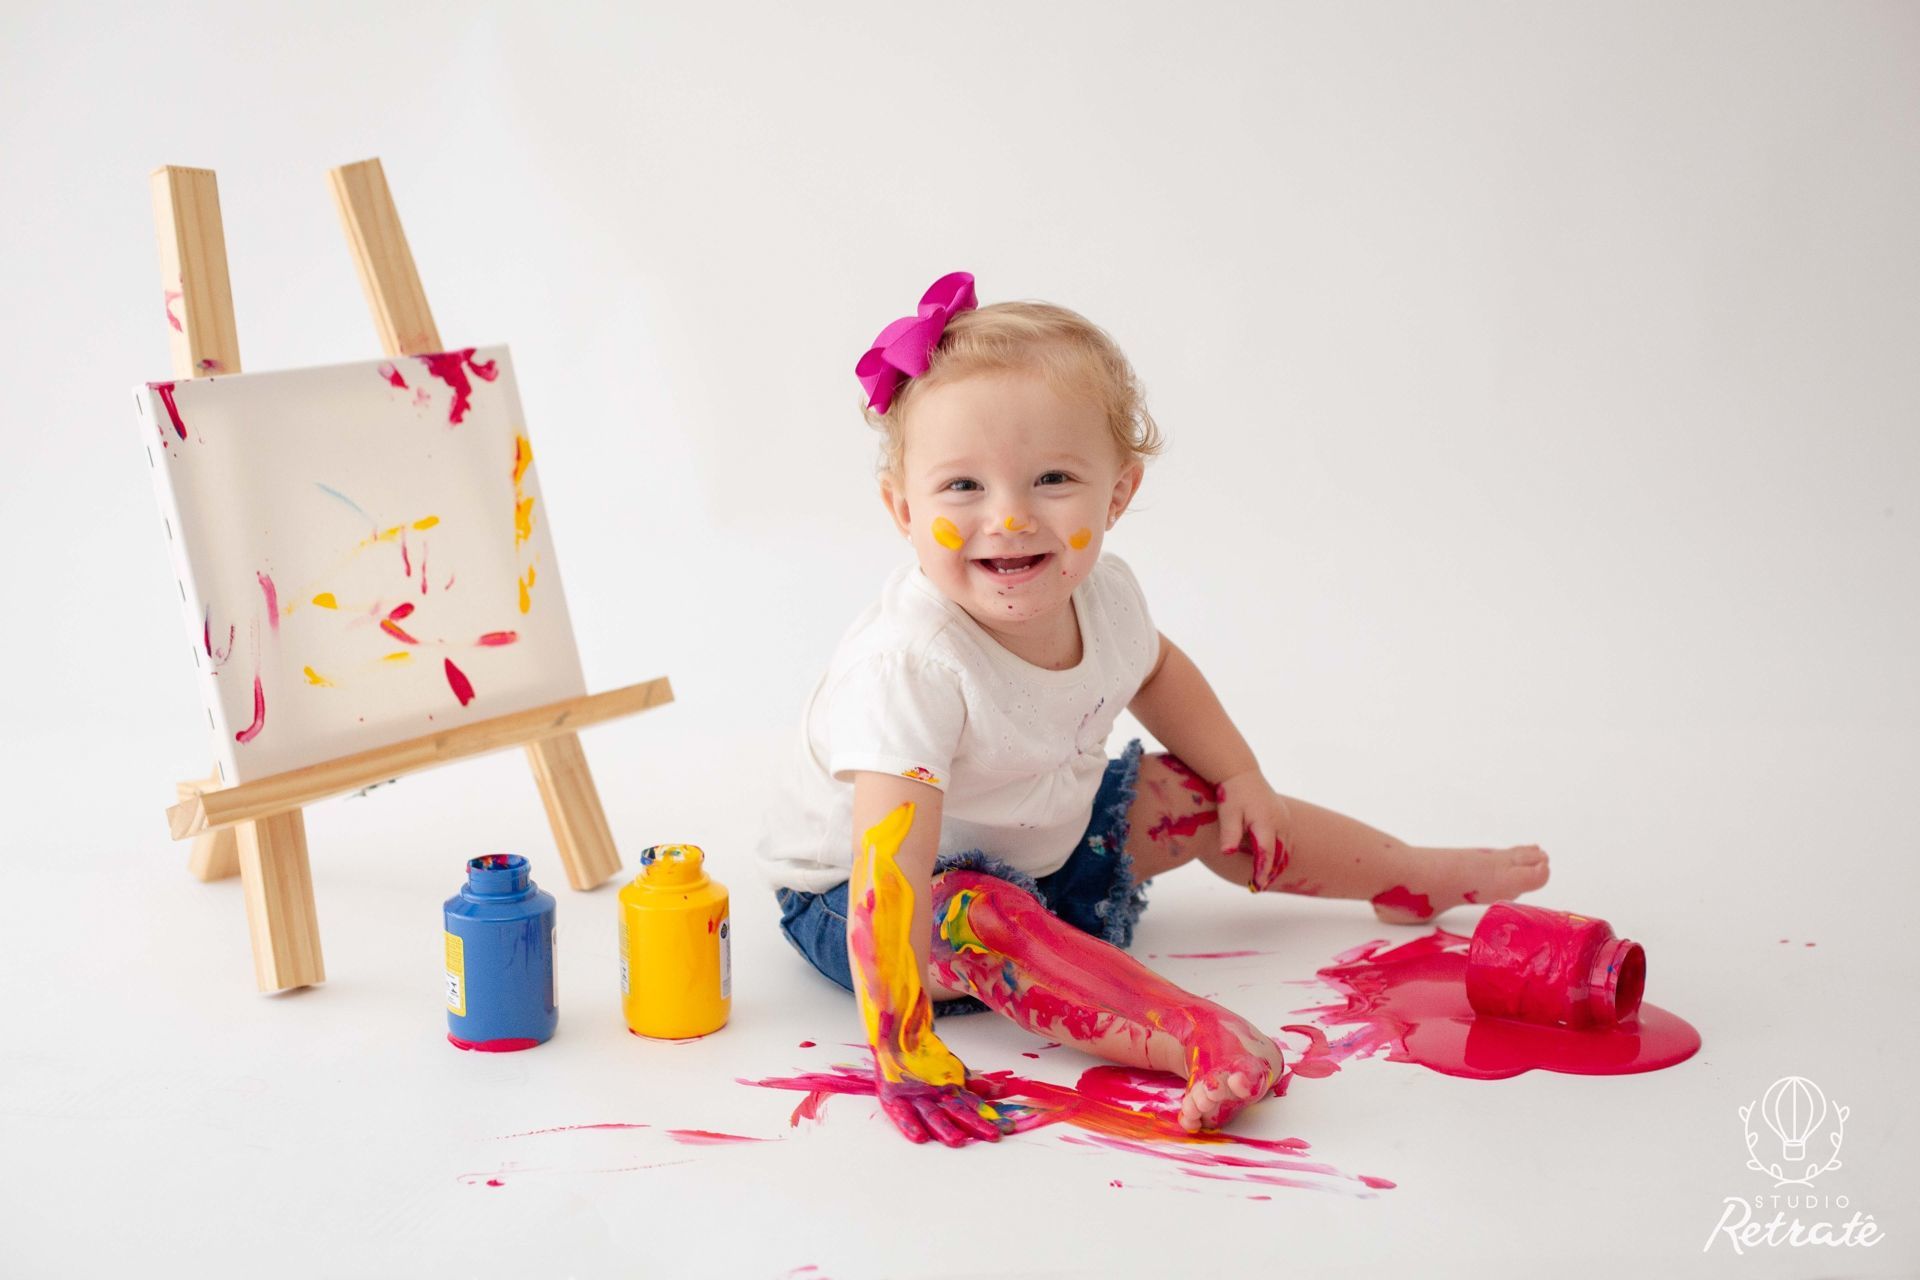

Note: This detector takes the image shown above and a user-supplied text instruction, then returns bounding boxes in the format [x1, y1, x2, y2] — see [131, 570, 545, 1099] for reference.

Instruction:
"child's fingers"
[882, 1096, 931, 1144]
[948, 1098, 1003, 1143]
[1218, 805, 1247, 857]
[918, 1099, 971, 1148]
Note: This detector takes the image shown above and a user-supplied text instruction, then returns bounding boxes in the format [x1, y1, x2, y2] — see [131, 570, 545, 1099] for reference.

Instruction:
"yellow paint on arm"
[931, 517, 964, 551]
[1069, 527, 1092, 550]
[854, 803, 967, 1087]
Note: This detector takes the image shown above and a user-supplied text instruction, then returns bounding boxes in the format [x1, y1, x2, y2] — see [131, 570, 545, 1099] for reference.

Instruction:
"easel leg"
[180, 771, 239, 881]
[236, 809, 326, 992]
[525, 732, 622, 891]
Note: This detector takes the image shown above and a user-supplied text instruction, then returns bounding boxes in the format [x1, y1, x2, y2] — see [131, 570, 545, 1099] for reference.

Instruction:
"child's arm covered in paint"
[848, 772, 1014, 1148]
[1129, 631, 1293, 891]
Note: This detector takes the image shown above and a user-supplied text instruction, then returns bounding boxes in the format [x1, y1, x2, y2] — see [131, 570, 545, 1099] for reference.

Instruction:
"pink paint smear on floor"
[741, 1058, 1392, 1199]
[1166, 949, 1279, 960]
[1284, 929, 1702, 1081]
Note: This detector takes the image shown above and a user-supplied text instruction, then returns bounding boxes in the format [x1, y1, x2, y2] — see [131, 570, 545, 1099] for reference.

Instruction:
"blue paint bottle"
[443, 853, 557, 1051]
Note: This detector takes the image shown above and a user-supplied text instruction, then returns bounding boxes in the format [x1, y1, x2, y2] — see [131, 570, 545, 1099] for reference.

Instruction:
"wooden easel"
[153, 158, 673, 994]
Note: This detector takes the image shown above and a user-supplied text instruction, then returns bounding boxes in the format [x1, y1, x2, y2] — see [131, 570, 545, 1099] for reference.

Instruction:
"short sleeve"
[1098, 552, 1161, 672]
[824, 653, 966, 790]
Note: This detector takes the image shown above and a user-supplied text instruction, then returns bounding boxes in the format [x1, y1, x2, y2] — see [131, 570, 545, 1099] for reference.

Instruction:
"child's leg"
[925, 868, 1285, 1133]
[1124, 752, 1550, 922]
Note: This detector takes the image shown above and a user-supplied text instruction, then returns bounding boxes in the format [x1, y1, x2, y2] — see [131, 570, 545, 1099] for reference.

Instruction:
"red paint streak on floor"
[1166, 949, 1277, 960]
[740, 1060, 1388, 1197]
[490, 1122, 651, 1139]
[1289, 929, 1702, 1081]
[665, 1129, 777, 1146]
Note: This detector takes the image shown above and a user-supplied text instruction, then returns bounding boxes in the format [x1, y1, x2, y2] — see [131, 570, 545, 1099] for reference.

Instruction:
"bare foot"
[1178, 1019, 1287, 1133]
[1369, 845, 1551, 925]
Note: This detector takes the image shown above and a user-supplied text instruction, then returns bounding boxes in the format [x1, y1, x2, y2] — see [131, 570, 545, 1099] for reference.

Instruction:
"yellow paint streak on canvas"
[518, 564, 537, 615]
[854, 803, 968, 1088]
[382, 651, 412, 664]
[931, 517, 964, 551]
[311, 593, 337, 609]
[514, 496, 536, 548]
[411, 515, 440, 531]
[512, 434, 533, 486]
[302, 666, 334, 687]
[1069, 527, 1092, 549]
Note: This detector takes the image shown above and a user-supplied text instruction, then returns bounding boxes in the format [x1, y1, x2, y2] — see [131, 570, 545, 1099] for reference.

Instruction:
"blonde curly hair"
[861, 300, 1163, 481]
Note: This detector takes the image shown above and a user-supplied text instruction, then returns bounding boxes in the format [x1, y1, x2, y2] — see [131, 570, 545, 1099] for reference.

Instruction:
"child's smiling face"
[881, 367, 1143, 639]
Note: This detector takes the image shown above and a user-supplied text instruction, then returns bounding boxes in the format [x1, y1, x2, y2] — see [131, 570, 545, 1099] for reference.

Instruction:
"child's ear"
[1106, 460, 1144, 528]
[879, 475, 912, 538]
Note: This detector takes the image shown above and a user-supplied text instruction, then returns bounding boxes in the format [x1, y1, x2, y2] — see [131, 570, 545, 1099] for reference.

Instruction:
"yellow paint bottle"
[618, 844, 731, 1039]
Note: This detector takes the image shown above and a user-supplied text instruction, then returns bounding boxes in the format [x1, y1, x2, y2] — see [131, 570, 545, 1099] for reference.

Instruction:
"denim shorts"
[774, 738, 1150, 1016]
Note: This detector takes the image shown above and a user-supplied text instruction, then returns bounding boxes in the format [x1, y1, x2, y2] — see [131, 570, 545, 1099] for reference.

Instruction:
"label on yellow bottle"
[718, 917, 731, 1000]
[619, 918, 630, 996]
[444, 931, 466, 1016]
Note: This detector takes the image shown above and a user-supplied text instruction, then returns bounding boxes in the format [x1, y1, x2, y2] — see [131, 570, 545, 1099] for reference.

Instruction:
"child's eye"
[1037, 471, 1073, 486]
[943, 478, 980, 492]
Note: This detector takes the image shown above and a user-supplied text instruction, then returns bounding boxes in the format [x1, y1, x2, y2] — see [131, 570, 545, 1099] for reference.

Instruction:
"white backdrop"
[2, 3, 1915, 1277]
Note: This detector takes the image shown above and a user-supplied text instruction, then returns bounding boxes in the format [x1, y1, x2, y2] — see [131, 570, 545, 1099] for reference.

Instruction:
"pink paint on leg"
[1369, 885, 1435, 920]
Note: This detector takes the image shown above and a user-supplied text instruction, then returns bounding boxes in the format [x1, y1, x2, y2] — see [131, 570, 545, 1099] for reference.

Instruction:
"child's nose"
[999, 512, 1034, 535]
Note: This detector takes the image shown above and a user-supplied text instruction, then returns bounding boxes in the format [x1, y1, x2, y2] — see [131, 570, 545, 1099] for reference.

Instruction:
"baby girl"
[758, 271, 1550, 1146]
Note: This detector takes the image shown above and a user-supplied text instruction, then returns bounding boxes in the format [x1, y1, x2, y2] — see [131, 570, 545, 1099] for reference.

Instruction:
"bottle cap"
[466, 852, 531, 896]
[640, 844, 708, 889]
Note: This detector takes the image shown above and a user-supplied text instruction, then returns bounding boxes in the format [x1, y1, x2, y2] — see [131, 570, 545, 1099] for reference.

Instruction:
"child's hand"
[874, 1073, 1013, 1147]
[1215, 770, 1292, 892]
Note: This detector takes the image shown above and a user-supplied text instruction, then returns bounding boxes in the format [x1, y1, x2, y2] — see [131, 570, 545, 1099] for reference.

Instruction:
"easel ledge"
[169, 677, 674, 839]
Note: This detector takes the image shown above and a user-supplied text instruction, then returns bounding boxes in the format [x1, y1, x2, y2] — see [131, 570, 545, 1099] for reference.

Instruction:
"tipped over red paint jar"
[1465, 901, 1646, 1029]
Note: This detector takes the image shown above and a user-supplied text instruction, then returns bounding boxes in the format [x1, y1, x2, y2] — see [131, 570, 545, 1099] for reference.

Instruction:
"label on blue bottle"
[445, 932, 466, 1016]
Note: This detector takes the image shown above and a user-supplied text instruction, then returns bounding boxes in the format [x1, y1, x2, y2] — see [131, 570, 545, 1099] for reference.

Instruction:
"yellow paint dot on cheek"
[1069, 528, 1092, 550]
[931, 517, 964, 551]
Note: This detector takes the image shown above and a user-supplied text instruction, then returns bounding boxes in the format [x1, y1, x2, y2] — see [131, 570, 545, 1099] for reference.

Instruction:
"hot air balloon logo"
[1739, 1075, 1848, 1186]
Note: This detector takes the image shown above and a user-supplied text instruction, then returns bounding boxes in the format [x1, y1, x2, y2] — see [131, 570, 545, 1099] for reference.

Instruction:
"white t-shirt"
[757, 553, 1161, 893]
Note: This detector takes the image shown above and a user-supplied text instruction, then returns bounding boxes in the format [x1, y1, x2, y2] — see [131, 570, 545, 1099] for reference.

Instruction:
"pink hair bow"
[854, 270, 977, 414]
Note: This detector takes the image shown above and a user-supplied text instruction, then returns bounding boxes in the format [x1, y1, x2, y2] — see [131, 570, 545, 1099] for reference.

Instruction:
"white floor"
[7, 717, 1915, 1278]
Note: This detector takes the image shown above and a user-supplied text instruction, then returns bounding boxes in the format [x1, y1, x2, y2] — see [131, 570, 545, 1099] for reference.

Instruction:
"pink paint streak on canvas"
[235, 674, 266, 743]
[1290, 929, 1702, 1081]
[381, 601, 420, 645]
[444, 658, 476, 706]
[256, 572, 280, 631]
[153, 382, 188, 442]
[477, 631, 519, 646]
[377, 361, 409, 390]
[400, 534, 412, 579]
[416, 349, 500, 425]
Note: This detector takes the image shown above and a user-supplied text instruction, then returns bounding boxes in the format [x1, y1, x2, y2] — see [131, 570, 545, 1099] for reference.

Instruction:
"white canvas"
[136, 345, 587, 784]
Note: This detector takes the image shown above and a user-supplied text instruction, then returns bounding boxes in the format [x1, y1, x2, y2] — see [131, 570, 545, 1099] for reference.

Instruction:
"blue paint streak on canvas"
[315, 482, 373, 524]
